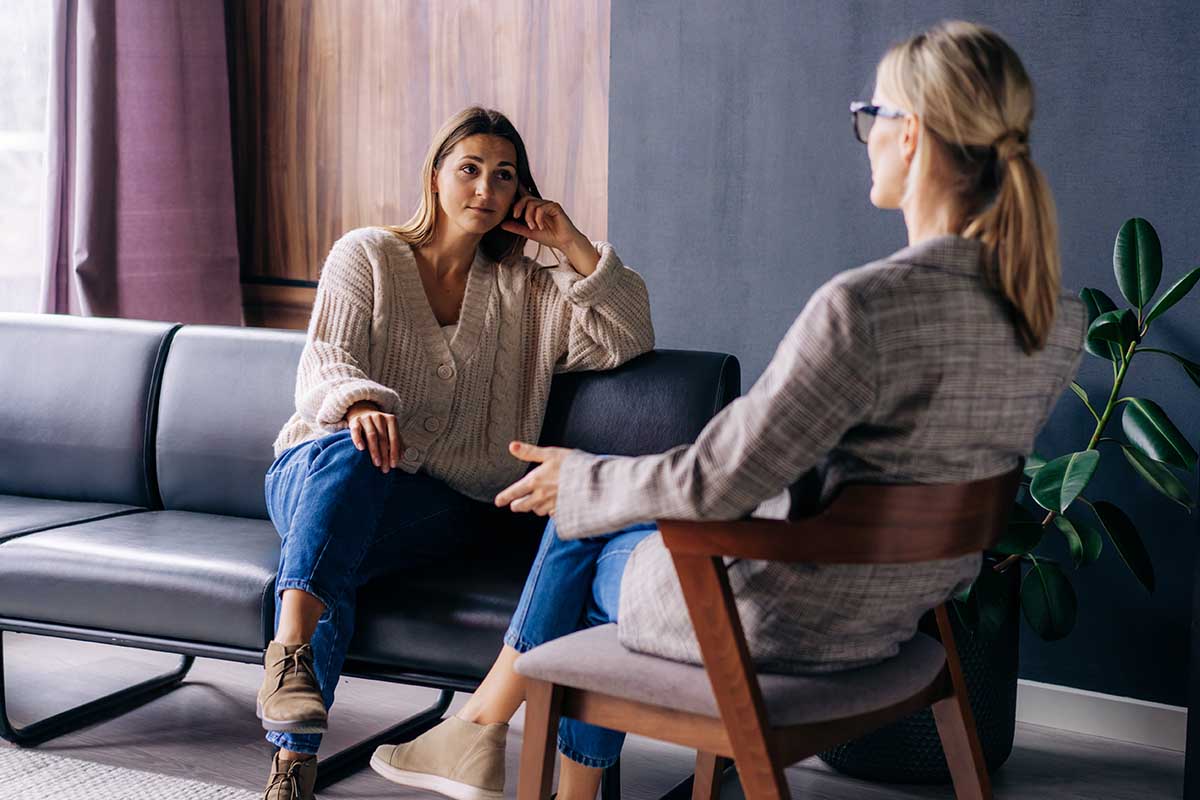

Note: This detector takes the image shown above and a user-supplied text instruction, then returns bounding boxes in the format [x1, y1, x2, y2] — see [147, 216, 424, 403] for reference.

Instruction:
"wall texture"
[609, 0, 1200, 705]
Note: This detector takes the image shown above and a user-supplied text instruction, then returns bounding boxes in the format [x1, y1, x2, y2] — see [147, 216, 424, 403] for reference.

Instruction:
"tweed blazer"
[555, 235, 1087, 673]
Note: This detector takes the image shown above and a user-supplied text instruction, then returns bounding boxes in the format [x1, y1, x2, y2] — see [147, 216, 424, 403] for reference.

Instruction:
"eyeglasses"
[849, 101, 907, 144]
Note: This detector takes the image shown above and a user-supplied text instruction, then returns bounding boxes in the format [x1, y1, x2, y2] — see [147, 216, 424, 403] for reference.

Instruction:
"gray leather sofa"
[0, 311, 739, 788]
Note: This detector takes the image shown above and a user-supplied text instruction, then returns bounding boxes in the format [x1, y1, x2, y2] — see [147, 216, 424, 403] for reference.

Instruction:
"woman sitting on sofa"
[258, 106, 654, 800]
[371, 20, 1087, 800]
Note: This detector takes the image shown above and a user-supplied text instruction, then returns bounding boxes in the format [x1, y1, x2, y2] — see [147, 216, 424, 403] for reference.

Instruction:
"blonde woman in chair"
[258, 106, 654, 800]
[375, 21, 1086, 800]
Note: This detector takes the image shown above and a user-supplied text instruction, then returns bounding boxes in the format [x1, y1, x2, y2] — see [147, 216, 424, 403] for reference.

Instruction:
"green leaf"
[1080, 288, 1121, 362]
[1121, 398, 1198, 470]
[1054, 517, 1084, 568]
[1140, 348, 1200, 392]
[1053, 516, 1102, 568]
[1030, 450, 1101, 513]
[1021, 560, 1078, 641]
[1073, 517, 1105, 566]
[1114, 217, 1163, 310]
[1023, 452, 1047, 478]
[1092, 501, 1156, 593]
[1120, 444, 1194, 509]
[1087, 309, 1138, 351]
[1080, 287, 1118, 323]
[1144, 266, 1200, 325]
[1069, 381, 1099, 421]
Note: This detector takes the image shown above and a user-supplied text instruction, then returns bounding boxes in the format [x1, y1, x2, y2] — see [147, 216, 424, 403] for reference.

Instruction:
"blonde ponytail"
[878, 21, 1060, 354]
[963, 138, 1061, 353]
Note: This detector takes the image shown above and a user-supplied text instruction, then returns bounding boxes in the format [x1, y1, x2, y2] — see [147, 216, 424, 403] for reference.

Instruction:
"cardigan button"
[424, 416, 442, 433]
[403, 446, 422, 462]
[437, 364, 455, 380]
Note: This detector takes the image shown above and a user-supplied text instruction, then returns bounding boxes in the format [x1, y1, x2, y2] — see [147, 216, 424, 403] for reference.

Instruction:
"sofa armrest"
[538, 349, 740, 457]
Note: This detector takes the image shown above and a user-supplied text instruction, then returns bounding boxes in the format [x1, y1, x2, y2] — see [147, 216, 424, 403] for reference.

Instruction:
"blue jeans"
[263, 429, 484, 755]
[504, 517, 657, 768]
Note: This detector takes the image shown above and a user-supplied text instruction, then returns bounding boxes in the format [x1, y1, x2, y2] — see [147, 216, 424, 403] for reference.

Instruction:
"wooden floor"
[0, 633, 1184, 799]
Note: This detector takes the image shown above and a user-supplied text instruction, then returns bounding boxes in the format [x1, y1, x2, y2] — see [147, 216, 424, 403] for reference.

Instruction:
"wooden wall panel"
[229, 0, 611, 327]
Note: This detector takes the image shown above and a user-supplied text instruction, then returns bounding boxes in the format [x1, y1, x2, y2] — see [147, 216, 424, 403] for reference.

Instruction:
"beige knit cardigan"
[273, 226, 655, 502]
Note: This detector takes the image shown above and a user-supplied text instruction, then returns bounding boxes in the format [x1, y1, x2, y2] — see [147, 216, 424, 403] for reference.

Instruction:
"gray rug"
[0, 746, 258, 799]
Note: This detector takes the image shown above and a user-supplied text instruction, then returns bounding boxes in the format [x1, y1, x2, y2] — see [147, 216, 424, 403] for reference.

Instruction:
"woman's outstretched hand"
[495, 441, 571, 516]
[346, 400, 403, 473]
[500, 190, 600, 276]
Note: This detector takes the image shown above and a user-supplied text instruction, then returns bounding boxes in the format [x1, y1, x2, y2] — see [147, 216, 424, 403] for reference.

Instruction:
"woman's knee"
[310, 429, 387, 485]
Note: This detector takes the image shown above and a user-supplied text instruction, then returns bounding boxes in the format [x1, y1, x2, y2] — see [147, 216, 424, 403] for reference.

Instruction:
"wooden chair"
[513, 469, 1021, 800]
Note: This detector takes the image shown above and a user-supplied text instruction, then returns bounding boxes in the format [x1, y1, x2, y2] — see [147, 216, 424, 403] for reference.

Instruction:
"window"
[0, 2, 51, 312]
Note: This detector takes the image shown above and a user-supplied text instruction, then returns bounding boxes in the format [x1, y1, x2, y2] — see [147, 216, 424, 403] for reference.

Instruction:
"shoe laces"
[271, 644, 318, 692]
[266, 760, 307, 800]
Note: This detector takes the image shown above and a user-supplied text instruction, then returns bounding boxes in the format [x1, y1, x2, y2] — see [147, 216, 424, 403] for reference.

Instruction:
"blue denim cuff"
[265, 730, 321, 755]
[502, 629, 538, 654]
[274, 578, 337, 615]
[557, 734, 618, 768]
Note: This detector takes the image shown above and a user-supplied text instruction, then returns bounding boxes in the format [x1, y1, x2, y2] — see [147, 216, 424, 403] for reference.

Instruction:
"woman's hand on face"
[346, 401, 403, 473]
[500, 189, 587, 253]
[494, 441, 571, 516]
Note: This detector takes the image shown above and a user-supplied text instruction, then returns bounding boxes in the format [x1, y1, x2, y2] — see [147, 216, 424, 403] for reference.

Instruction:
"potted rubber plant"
[821, 217, 1199, 783]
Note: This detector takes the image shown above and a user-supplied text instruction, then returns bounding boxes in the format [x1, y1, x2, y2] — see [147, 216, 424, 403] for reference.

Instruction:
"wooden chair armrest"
[657, 517, 986, 564]
[657, 468, 1021, 565]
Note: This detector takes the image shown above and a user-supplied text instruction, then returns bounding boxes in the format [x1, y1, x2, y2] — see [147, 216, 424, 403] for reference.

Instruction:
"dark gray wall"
[609, 0, 1200, 705]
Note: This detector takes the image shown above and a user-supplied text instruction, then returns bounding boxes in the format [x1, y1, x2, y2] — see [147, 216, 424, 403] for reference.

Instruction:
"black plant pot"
[817, 558, 1020, 783]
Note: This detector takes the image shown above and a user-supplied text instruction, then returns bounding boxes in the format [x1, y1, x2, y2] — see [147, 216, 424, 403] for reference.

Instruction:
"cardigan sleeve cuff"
[565, 241, 625, 308]
[314, 379, 402, 428]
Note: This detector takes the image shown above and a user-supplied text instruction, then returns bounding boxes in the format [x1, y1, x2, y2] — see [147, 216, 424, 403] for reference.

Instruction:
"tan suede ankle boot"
[262, 751, 317, 800]
[257, 641, 327, 733]
[370, 716, 507, 800]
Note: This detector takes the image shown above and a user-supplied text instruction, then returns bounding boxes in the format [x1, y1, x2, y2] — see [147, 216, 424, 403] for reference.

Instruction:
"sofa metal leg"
[0, 630, 195, 746]
[314, 687, 454, 791]
[602, 757, 622, 800]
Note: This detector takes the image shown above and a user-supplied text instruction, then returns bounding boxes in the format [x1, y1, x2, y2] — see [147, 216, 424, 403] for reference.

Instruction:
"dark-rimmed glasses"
[850, 101, 906, 144]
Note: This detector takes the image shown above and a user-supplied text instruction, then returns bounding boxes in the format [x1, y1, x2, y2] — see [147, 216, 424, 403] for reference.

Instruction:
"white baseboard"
[1015, 678, 1188, 752]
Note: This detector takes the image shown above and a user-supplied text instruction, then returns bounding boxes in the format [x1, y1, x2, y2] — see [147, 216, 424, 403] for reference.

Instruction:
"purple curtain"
[40, 0, 242, 324]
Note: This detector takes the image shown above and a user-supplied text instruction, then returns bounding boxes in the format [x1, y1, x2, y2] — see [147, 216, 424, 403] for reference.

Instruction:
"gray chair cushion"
[0, 495, 142, 542]
[155, 325, 304, 519]
[0, 510, 279, 649]
[514, 624, 947, 726]
[0, 313, 177, 505]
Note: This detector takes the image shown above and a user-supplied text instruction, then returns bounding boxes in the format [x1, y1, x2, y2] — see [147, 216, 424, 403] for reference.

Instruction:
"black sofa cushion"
[0, 313, 176, 506]
[348, 538, 540, 681]
[156, 326, 304, 519]
[0, 510, 279, 650]
[0, 495, 142, 542]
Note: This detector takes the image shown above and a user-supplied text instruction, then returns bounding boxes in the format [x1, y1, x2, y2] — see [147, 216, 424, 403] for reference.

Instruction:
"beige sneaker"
[262, 752, 317, 800]
[257, 641, 327, 733]
[370, 716, 507, 800]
